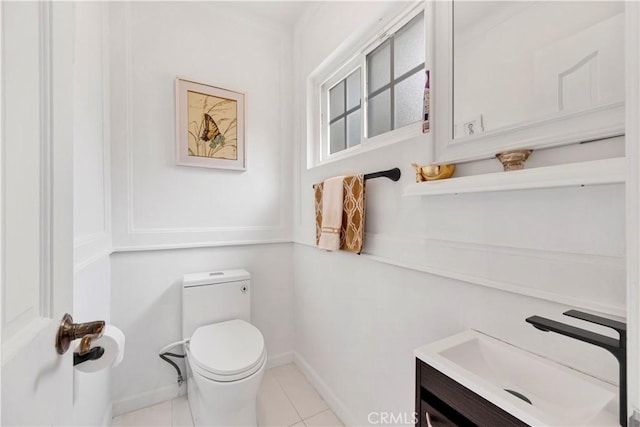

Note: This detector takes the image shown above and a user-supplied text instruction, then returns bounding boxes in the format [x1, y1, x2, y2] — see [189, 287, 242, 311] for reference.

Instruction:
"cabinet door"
[432, 1, 625, 164]
[420, 400, 459, 427]
[420, 362, 528, 427]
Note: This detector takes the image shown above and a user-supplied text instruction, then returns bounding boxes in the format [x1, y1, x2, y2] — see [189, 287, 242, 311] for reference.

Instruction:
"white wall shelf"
[404, 157, 626, 197]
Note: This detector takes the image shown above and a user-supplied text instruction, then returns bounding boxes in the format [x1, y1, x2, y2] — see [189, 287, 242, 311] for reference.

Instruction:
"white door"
[1, 2, 76, 425]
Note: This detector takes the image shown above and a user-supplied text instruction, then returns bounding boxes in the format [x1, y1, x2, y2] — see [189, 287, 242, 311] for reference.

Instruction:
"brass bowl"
[495, 149, 532, 171]
[418, 164, 455, 181]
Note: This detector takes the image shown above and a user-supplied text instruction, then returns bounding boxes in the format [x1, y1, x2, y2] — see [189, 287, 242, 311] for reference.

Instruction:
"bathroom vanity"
[415, 331, 619, 427]
[416, 358, 527, 426]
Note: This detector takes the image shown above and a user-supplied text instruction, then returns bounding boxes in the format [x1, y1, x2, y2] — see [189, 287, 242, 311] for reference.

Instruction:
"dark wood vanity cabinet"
[415, 359, 529, 427]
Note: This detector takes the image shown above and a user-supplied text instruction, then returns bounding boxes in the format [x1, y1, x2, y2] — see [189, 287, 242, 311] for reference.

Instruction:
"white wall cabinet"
[431, 1, 625, 166]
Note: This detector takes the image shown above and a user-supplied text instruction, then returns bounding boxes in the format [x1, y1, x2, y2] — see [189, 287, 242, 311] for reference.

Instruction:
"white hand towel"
[318, 176, 346, 251]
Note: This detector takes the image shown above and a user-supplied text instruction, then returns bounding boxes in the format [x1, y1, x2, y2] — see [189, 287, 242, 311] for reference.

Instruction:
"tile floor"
[112, 363, 343, 427]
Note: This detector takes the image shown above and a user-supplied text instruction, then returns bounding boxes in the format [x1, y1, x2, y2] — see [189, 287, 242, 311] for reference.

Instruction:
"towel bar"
[312, 168, 401, 188]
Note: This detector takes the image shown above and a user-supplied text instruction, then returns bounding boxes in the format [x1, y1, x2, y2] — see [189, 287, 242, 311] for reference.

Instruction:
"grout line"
[304, 408, 344, 427]
[269, 366, 305, 423]
[170, 398, 175, 427]
[270, 365, 334, 425]
[301, 408, 330, 422]
[173, 396, 194, 427]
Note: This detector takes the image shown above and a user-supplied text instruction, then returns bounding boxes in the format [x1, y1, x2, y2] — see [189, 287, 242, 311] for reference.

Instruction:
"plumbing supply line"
[159, 339, 189, 387]
[159, 339, 188, 354]
[159, 352, 186, 387]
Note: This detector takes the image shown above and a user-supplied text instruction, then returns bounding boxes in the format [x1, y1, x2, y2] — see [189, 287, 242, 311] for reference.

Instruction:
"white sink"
[415, 330, 618, 426]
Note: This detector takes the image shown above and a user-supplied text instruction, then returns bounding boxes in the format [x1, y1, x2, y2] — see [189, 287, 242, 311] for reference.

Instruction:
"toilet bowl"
[186, 319, 266, 426]
[182, 269, 265, 427]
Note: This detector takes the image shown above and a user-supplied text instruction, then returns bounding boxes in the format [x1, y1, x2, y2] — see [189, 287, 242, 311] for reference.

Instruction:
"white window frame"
[308, 2, 427, 168]
[320, 57, 362, 160]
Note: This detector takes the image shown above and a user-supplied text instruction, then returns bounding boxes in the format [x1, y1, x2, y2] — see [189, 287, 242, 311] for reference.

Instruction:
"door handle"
[425, 411, 433, 427]
[55, 313, 105, 355]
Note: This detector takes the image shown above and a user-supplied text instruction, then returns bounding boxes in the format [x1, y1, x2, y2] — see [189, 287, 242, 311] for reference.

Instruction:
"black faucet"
[526, 310, 626, 426]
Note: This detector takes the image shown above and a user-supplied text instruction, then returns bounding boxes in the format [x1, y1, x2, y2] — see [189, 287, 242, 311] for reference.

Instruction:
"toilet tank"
[182, 269, 251, 339]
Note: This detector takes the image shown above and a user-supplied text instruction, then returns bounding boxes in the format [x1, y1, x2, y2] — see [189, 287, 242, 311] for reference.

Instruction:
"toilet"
[182, 269, 266, 426]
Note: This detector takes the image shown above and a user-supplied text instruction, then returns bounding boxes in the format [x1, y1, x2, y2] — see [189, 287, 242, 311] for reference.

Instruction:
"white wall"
[110, 244, 293, 414]
[292, 2, 626, 425]
[72, 2, 112, 425]
[625, 0, 640, 414]
[109, 1, 292, 250]
[97, 1, 626, 423]
[72, 258, 112, 426]
[107, 1, 294, 413]
[293, 246, 622, 426]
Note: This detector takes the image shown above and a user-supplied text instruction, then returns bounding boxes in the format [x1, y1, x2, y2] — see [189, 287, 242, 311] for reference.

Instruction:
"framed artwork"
[175, 77, 246, 170]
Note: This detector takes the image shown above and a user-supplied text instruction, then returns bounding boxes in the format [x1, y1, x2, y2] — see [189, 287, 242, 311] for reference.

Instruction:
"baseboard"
[293, 352, 358, 427]
[101, 403, 113, 426]
[112, 382, 187, 417]
[266, 351, 293, 369]
[113, 352, 292, 417]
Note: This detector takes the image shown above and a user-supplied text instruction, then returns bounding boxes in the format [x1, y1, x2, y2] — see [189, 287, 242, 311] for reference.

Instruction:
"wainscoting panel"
[109, 2, 293, 250]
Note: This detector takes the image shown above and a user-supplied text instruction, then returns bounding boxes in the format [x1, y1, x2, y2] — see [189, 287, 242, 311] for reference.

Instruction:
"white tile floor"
[111, 363, 343, 427]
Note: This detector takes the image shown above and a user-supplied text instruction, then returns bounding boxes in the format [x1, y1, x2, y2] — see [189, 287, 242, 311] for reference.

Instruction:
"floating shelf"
[403, 157, 625, 197]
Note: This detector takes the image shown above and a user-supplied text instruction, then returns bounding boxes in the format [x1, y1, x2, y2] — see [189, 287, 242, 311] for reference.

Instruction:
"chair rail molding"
[294, 232, 625, 318]
[367, 233, 625, 317]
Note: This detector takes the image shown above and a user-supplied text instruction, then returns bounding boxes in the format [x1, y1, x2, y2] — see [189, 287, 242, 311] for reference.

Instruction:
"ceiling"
[220, 1, 319, 27]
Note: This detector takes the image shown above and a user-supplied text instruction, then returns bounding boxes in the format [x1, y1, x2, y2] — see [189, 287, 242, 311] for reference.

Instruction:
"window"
[316, 5, 426, 164]
[329, 69, 361, 154]
[366, 12, 425, 138]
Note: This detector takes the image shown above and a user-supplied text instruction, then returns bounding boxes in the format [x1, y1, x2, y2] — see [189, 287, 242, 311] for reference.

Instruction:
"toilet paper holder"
[56, 313, 105, 355]
[73, 346, 105, 366]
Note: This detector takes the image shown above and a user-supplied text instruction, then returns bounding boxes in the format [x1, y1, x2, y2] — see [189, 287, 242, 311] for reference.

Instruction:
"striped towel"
[314, 175, 365, 254]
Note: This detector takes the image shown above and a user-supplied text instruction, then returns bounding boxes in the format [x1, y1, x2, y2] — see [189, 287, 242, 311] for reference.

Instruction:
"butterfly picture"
[186, 90, 238, 160]
[176, 78, 245, 170]
[200, 113, 221, 142]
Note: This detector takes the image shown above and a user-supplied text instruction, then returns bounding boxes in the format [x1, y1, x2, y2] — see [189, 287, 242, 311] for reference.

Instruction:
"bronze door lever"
[55, 313, 105, 355]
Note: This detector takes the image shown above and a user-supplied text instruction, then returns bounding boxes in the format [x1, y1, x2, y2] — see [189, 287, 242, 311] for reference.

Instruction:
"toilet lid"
[189, 319, 265, 379]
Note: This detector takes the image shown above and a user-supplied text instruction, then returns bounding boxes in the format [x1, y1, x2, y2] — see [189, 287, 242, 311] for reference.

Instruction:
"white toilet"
[182, 269, 266, 426]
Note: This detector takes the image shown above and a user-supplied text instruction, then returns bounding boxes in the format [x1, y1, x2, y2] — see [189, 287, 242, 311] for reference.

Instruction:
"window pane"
[394, 70, 424, 129]
[346, 70, 361, 111]
[368, 90, 391, 138]
[330, 118, 346, 154]
[346, 109, 361, 148]
[367, 40, 391, 94]
[394, 12, 425, 77]
[329, 81, 345, 121]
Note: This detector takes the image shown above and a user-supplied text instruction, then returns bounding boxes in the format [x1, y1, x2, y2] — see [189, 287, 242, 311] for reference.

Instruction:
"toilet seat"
[188, 319, 266, 382]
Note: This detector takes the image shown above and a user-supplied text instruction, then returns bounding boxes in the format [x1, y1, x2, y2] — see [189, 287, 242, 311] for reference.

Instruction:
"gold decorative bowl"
[495, 149, 532, 171]
[412, 163, 456, 182]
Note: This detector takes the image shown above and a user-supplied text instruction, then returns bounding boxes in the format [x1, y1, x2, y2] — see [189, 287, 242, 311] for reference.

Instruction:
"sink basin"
[415, 330, 618, 426]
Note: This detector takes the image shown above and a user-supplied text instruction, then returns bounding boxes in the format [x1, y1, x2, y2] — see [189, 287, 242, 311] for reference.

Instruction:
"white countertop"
[415, 330, 619, 427]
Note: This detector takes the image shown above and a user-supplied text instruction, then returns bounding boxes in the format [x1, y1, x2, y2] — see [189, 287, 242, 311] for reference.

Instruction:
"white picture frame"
[175, 77, 246, 170]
